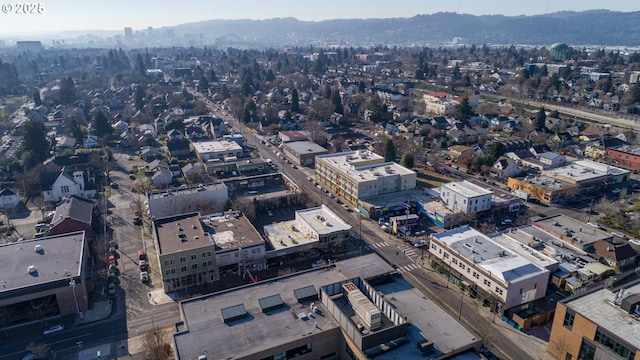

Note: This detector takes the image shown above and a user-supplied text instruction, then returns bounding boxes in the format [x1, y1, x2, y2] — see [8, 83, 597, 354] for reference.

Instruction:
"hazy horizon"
[0, 0, 637, 37]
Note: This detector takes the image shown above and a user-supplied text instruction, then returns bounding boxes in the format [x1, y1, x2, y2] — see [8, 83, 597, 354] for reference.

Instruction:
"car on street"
[500, 218, 512, 226]
[140, 271, 149, 283]
[413, 241, 426, 247]
[611, 232, 626, 238]
[311, 259, 326, 268]
[129, 174, 136, 180]
[108, 282, 116, 296]
[43, 324, 64, 335]
[108, 255, 116, 265]
[110, 182, 118, 189]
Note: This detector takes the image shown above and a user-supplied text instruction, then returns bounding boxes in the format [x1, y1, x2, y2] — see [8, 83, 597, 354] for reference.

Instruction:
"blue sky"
[0, 0, 637, 35]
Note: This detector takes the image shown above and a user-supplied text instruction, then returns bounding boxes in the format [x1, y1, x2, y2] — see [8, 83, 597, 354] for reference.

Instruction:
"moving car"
[43, 324, 64, 335]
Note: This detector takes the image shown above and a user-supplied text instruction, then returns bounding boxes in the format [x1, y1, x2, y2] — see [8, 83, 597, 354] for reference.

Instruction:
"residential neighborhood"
[3, 13, 640, 360]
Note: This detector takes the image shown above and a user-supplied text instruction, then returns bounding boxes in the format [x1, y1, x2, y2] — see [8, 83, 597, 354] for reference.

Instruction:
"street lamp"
[69, 278, 83, 320]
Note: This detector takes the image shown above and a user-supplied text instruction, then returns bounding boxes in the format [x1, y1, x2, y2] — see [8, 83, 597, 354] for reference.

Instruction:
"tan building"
[547, 278, 640, 360]
[315, 150, 416, 205]
[154, 213, 219, 293]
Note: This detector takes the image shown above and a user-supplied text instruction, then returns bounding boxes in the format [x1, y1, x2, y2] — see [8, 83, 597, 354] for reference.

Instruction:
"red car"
[108, 255, 116, 265]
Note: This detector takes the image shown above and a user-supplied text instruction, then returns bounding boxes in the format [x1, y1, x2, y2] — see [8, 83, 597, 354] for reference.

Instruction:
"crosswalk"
[395, 263, 420, 274]
[370, 241, 390, 249]
[397, 244, 419, 261]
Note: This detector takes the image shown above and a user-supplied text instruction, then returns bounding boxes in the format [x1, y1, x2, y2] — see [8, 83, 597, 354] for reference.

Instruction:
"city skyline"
[0, 0, 638, 36]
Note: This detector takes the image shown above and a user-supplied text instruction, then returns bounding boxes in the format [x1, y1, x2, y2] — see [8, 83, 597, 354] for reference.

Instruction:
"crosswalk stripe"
[396, 263, 419, 274]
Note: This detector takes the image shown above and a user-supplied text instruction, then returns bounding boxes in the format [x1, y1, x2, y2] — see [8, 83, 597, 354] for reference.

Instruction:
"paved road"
[195, 94, 554, 359]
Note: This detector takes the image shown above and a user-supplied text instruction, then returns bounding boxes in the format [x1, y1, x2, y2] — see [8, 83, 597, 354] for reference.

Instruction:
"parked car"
[108, 282, 116, 296]
[43, 324, 64, 335]
[139, 260, 148, 271]
[311, 259, 326, 268]
[612, 232, 626, 238]
[140, 271, 149, 283]
[500, 218, 512, 226]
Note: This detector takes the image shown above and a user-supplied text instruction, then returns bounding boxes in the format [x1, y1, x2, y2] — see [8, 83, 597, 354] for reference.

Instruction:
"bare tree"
[26, 342, 50, 359]
[550, 337, 570, 360]
[143, 325, 172, 360]
[29, 296, 54, 326]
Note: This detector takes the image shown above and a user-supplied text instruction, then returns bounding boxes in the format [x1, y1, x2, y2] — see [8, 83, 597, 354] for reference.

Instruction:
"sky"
[0, 0, 638, 35]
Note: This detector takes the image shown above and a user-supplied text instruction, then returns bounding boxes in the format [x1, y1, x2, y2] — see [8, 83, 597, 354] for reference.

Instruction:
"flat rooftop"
[317, 151, 414, 184]
[192, 140, 242, 154]
[283, 140, 327, 154]
[295, 205, 352, 236]
[517, 174, 573, 191]
[155, 213, 212, 255]
[566, 278, 640, 350]
[174, 268, 345, 360]
[200, 212, 264, 251]
[510, 225, 585, 260]
[432, 226, 548, 284]
[442, 180, 493, 198]
[264, 220, 319, 251]
[532, 214, 612, 249]
[490, 231, 559, 270]
[0, 232, 86, 293]
[541, 160, 625, 184]
[147, 182, 226, 200]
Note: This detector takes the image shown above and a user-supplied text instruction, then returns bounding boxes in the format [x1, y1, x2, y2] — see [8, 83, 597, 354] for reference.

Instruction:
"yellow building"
[507, 176, 573, 205]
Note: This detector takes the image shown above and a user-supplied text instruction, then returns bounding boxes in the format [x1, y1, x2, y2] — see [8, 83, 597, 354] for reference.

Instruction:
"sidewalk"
[75, 300, 113, 325]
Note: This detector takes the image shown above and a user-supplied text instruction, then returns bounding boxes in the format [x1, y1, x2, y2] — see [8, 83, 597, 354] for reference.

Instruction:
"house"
[492, 157, 520, 179]
[447, 145, 473, 162]
[151, 166, 173, 187]
[0, 188, 20, 209]
[529, 144, 552, 158]
[538, 152, 566, 168]
[140, 146, 163, 162]
[41, 167, 97, 203]
[592, 239, 638, 273]
[83, 135, 100, 149]
[55, 136, 76, 151]
[182, 162, 207, 180]
[184, 124, 205, 139]
[48, 195, 94, 237]
[166, 139, 191, 160]
[550, 132, 573, 148]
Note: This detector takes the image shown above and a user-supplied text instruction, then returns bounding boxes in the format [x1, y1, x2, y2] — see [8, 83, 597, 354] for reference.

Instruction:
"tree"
[366, 94, 388, 123]
[92, 111, 113, 141]
[331, 89, 344, 115]
[134, 85, 146, 112]
[164, 118, 185, 132]
[26, 342, 50, 359]
[219, 84, 230, 100]
[290, 88, 300, 113]
[21, 120, 49, 164]
[59, 76, 76, 105]
[33, 90, 42, 107]
[454, 97, 474, 121]
[69, 117, 85, 145]
[143, 325, 172, 360]
[400, 152, 414, 168]
[382, 139, 396, 162]
[534, 107, 547, 130]
[198, 76, 210, 92]
[242, 98, 257, 123]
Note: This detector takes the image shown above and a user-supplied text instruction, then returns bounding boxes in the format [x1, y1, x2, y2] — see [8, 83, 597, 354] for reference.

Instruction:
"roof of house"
[0, 188, 17, 197]
[593, 239, 637, 262]
[51, 195, 94, 227]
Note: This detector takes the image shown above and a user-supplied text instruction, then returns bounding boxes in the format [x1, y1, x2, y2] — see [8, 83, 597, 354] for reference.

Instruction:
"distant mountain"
[165, 10, 640, 48]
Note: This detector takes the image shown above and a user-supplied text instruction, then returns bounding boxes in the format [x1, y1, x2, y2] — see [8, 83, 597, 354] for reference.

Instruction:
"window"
[61, 185, 70, 193]
[452, 258, 458, 265]
[164, 259, 175, 265]
[201, 252, 207, 258]
[191, 264, 198, 270]
[191, 254, 197, 261]
[181, 266, 187, 272]
[563, 311, 575, 330]
[180, 256, 186, 263]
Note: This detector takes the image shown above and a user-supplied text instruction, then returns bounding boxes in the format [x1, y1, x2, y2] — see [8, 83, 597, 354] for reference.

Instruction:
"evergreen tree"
[400, 152, 414, 168]
[20, 120, 49, 164]
[59, 76, 76, 105]
[631, 84, 640, 105]
[454, 97, 474, 121]
[290, 88, 300, 113]
[33, 90, 42, 107]
[331, 90, 343, 115]
[198, 76, 210, 92]
[382, 139, 396, 162]
[220, 84, 230, 100]
[207, 69, 218, 82]
[534, 107, 547, 130]
[70, 117, 84, 145]
[134, 85, 146, 112]
[242, 98, 257, 123]
[358, 81, 366, 93]
[92, 111, 113, 140]
[366, 94, 388, 123]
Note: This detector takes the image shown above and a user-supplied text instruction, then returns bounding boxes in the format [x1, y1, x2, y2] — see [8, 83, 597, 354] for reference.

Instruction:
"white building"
[440, 180, 493, 214]
[146, 182, 228, 218]
[315, 150, 416, 205]
[42, 167, 96, 203]
[193, 140, 243, 163]
[0, 188, 19, 209]
[430, 226, 550, 310]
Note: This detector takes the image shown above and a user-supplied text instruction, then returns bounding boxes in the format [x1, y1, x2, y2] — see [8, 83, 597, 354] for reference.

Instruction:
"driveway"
[2, 198, 45, 243]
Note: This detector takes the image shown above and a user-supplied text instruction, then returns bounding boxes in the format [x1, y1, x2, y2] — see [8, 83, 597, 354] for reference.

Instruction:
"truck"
[513, 189, 531, 201]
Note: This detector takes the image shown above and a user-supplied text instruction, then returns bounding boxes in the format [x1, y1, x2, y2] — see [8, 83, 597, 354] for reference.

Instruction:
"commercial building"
[173, 253, 481, 360]
[0, 232, 89, 326]
[263, 205, 351, 262]
[440, 180, 493, 214]
[200, 211, 266, 279]
[145, 182, 228, 218]
[315, 150, 416, 205]
[154, 213, 220, 293]
[154, 210, 267, 292]
[531, 214, 613, 252]
[281, 140, 328, 167]
[192, 140, 243, 163]
[547, 278, 640, 360]
[429, 226, 550, 312]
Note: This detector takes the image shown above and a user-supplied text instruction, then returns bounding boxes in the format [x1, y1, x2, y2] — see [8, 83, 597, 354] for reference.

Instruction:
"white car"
[611, 188, 622, 194]
[611, 232, 626, 238]
[587, 222, 601, 229]
[43, 324, 64, 335]
[500, 219, 512, 226]
[311, 259, 326, 268]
